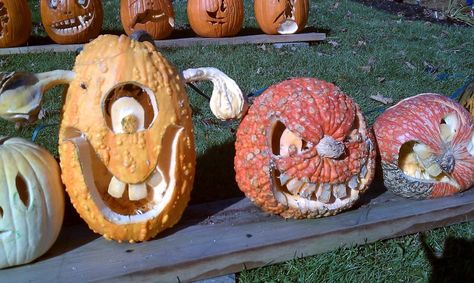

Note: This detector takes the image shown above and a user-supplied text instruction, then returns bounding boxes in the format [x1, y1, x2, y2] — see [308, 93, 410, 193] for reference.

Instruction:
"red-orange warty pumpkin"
[235, 78, 376, 218]
[373, 93, 474, 199]
[120, 0, 175, 40]
[187, 0, 244, 38]
[40, 0, 103, 44]
[254, 0, 309, 35]
[58, 34, 195, 242]
[0, 0, 31, 47]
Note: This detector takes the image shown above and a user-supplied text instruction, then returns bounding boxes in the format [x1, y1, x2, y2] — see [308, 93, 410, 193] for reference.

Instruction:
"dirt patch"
[353, 0, 472, 25]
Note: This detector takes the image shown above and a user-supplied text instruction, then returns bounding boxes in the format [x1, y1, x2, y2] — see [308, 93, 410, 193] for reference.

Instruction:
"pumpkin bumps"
[235, 78, 376, 218]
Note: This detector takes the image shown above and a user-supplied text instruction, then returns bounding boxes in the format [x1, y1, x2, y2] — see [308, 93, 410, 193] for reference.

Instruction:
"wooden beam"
[0, 186, 473, 283]
[0, 33, 326, 55]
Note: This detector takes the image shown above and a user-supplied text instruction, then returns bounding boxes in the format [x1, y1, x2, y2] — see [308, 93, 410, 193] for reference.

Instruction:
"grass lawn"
[1, 0, 473, 281]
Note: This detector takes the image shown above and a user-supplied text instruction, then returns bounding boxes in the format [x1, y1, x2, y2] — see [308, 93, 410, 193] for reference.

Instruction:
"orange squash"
[120, 0, 175, 40]
[58, 34, 196, 242]
[254, 0, 309, 35]
[0, 0, 31, 47]
[40, 0, 103, 44]
[187, 0, 244, 38]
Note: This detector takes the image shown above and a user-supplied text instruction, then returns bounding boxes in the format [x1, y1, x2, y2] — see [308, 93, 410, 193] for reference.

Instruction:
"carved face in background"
[254, 0, 309, 35]
[59, 35, 195, 242]
[0, 0, 31, 47]
[187, 0, 244, 38]
[40, 0, 103, 44]
[235, 78, 376, 219]
[120, 0, 175, 40]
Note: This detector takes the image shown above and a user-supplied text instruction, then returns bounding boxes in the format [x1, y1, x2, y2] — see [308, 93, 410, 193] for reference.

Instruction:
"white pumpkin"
[0, 137, 64, 269]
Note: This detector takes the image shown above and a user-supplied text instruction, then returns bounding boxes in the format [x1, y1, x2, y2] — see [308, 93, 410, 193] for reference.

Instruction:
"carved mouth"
[50, 12, 94, 35]
[132, 9, 169, 26]
[63, 125, 183, 225]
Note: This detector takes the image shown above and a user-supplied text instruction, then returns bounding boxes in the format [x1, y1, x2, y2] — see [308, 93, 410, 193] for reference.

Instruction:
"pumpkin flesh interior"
[268, 119, 369, 210]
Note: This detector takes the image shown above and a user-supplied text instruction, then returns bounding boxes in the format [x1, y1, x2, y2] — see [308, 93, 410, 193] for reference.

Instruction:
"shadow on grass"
[420, 233, 474, 282]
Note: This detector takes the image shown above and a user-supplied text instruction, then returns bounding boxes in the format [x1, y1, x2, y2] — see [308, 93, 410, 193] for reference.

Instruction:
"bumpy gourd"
[373, 93, 474, 199]
[235, 78, 376, 218]
[0, 137, 64, 269]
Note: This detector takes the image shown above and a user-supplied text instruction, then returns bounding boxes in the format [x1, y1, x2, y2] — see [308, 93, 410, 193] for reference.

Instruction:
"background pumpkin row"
[0, 0, 309, 47]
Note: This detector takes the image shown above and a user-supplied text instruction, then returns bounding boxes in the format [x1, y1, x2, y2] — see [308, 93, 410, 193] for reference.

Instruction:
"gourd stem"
[36, 70, 76, 93]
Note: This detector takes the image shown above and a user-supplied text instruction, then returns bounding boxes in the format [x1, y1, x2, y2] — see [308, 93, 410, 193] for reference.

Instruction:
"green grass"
[2, 0, 474, 281]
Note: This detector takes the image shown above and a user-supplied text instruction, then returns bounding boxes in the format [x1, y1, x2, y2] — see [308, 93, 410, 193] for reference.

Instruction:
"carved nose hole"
[16, 174, 30, 208]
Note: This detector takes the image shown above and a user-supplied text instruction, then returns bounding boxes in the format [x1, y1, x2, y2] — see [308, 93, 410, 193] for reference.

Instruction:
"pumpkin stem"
[181, 67, 248, 120]
[0, 70, 75, 126]
[316, 135, 345, 159]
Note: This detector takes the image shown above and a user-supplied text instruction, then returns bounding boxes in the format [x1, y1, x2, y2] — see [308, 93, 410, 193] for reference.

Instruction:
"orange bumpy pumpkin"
[235, 78, 376, 218]
[57, 34, 196, 242]
[120, 0, 175, 40]
[373, 93, 474, 199]
[254, 0, 309, 35]
[0, 0, 31, 47]
[187, 0, 244, 38]
[40, 0, 103, 44]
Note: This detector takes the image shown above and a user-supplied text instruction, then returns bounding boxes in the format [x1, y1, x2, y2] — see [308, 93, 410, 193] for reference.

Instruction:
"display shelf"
[1, 184, 473, 283]
[0, 33, 326, 55]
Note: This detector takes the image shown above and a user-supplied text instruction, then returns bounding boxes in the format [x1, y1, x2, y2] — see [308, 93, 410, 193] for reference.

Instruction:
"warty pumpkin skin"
[120, 0, 175, 40]
[0, 0, 31, 47]
[0, 137, 64, 269]
[58, 34, 196, 242]
[40, 0, 103, 44]
[254, 0, 309, 35]
[373, 93, 474, 199]
[187, 0, 244, 38]
[234, 78, 376, 218]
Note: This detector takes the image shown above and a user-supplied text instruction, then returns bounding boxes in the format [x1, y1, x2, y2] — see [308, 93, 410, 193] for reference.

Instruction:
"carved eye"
[15, 173, 30, 209]
[270, 120, 308, 157]
[77, 0, 89, 7]
[50, 0, 59, 9]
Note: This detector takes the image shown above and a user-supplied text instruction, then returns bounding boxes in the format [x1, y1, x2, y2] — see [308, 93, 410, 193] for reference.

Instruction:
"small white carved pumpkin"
[0, 137, 64, 269]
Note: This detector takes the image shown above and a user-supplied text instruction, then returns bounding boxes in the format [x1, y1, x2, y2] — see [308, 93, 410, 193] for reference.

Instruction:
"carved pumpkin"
[40, 0, 103, 44]
[459, 80, 473, 118]
[373, 93, 474, 199]
[235, 78, 376, 218]
[58, 34, 196, 242]
[0, 0, 31, 47]
[120, 0, 175, 40]
[187, 0, 244, 38]
[254, 0, 309, 35]
[0, 137, 64, 269]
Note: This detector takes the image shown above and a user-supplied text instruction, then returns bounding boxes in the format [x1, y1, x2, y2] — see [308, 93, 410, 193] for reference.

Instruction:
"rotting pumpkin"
[254, 0, 309, 35]
[373, 93, 474, 199]
[0, 34, 247, 242]
[234, 78, 376, 218]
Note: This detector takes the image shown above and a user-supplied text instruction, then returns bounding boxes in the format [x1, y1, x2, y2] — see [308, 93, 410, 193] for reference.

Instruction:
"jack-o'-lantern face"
[120, 0, 175, 40]
[187, 0, 244, 38]
[0, 0, 31, 47]
[58, 34, 196, 242]
[374, 93, 474, 199]
[254, 0, 309, 35]
[40, 0, 103, 44]
[235, 78, 376, 218]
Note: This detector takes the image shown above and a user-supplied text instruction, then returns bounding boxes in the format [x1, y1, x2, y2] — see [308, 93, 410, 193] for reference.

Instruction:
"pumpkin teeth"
[348, 175, 359, 190]
[51, 13, 93, 35]
[286, 178, 304, 194]
[128, 183, 148, 201]
[107, 176, 127, 198]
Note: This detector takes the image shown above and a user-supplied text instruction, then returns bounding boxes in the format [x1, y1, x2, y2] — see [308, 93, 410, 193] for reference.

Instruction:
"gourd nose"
[111, 97, 145, 134]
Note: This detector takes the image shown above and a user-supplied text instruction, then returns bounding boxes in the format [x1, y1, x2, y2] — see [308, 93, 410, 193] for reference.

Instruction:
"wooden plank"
[0, 186, 473, 283]
[0, 33, 326, 55]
